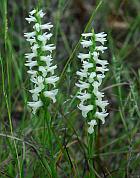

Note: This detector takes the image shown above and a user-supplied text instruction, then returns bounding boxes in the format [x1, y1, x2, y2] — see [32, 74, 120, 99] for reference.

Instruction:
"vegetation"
[0, 0, 140, 177]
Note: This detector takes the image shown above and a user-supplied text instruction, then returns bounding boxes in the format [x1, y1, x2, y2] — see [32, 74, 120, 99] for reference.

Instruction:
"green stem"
[0, 56, 22, 177]
[87, 132, 96, 178]
[44, 109, 57, 178]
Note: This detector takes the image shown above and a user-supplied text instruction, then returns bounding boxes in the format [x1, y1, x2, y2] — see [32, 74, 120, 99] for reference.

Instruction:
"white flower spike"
[25, 9, 59, 114]
[76, 29, 109, 134]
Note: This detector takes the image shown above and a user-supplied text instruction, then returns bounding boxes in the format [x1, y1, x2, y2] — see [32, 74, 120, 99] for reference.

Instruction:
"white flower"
[76, 70, 88, 79]
[41, 23, 53, 30]
[38, 33, 53, 42]
[30, 76, 44, 85]
[29, 85, 44, 94]
[96, 99, 109, 111]
[95, 32, 107, 45]
[92, 81, 104, 100]
[47, 65, 57, 74]
[42, 44, 56, 52]
[95, 111, 109, 124]
[96, 74, 105, 84]
[27, 100, 43, 114]
[89, 72, 96, 83]
[92, 51, 99, 59]
[96, 59, 108, 67]
[95, 32, 107, 38]
[77, 92, 91, 103]
[27, 70, 37, 75]
[37, 10, 45, 18]
[45, 76, 59, 86]
[29, 9, 36, 16]
[81, 40, 92, 48]
[25, 15, 36, 23]
[78, 53, 90, 61]
[75, 81, 90, 91]
[88, 120, 97, 134]
[78, 103, 93, 118]
[40, 55, 53, 68]
[25, 53, 36, 61]
[82, 61, 93, 69]
[32, 93, 38, 101]
[44, 89, 58, 103]
[38, 66, 47, 77]
[82, 33, 93, 38]
[96, 46, 107, 53]
[26, 38, 36, 45]
[96, 66, 109, 73]
[25, 61, 38, 68]
[24, 32, 36, 38]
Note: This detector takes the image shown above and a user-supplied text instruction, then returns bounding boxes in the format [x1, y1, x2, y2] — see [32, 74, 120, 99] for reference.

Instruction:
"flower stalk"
[24, 9, 59, 115]
[76, 29, 109, 134]
[24, 9, 58, 177]
[76, 29, 109, 176]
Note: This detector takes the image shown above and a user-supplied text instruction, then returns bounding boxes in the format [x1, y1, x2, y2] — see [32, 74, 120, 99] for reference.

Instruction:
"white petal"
[96, 59, 108, 66]
[89, 72, 96, 83]
[26, 38, 36, 44]
[95, 111, 108, 124]
[88, 126, 94, 134]
[83, 61, 93, 69]
[24, 32, 36, 38]
[31, 44, 39, 53]
[95, 32, 107, 45]
[29, 85, 44, 94]
[96, 99, 109, 111]
[75, 81, 90, 91]
[95, 32, 107, 38]
[27, 70, 37, 75]
[32, 93, 38, 101]
[96, 66, 109, 73]
[42, 44, 56, 53]
[78, 53, 90, 61]
[45, 76, 59, 86]
[78, 104, 93, 118]
[87, 119, 97, 134]
[76, 70, 88, 78]
[96, 46, 107, 53]
[38, 33, 53, 42]
[47, 65, 57, 74]
[37, 76, 44, 83]
[44, 89, 58, 103]
[29, 9, 36, 16]
[96, 37, 107, 45]
[25, 15, 36, 23]
[77, 92, 91, 102]
[39, 66, 47, 77]
[25, 61, 38, 68]
[33, 23, 41, 32]
[28, 100, 43, 114]
[41, 23, 53, 30]
[82, 33, 93, 38]
[88, 119, 97, 126]
[37, 10, 45, 18]
[25, 53, 36, 61]
[81, 40, 92, 48]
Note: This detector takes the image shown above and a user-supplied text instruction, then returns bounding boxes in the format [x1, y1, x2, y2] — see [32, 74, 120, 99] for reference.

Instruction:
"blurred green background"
[0, 0, 140, 177]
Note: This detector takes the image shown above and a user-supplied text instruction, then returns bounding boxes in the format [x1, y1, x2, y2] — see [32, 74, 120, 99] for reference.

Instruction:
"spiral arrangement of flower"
[24, 9, 59, 114]
[76, 30, 109, 134]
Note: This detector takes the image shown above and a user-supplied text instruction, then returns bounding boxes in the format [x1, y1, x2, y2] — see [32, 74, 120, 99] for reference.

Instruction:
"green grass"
[0, 0, 140, 177]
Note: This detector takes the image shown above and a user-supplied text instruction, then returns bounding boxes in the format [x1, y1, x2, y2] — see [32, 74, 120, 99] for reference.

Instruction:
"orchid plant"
[76, 30, 109, 133]
[24, 9, 59, 114]
[24, 8, 109, 178]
